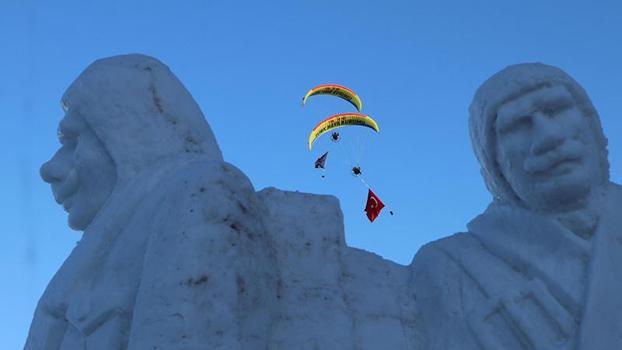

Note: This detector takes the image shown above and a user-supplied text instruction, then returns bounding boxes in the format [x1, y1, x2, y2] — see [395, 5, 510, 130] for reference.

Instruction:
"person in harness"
[331, 132, 340, 142]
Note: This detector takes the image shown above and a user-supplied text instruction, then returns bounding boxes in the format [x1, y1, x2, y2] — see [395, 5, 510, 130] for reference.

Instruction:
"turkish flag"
[364, 189, 385, 222]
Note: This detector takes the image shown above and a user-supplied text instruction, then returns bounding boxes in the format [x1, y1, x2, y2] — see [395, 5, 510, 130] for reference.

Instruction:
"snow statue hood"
[61, 54, 223, 183]
[28, 55, 272, 349]
[468, 63, 609, 204]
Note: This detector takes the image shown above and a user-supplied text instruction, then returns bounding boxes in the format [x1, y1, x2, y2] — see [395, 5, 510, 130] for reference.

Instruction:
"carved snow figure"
[27, 54, 275, 349]
[26, 53, 416, 350]
[409, 63, 622, 349]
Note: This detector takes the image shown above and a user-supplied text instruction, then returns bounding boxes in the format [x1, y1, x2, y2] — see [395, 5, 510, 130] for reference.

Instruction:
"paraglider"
[301, 84, 363, 112]
[307, 112, 379, 150]
[302, 83, 392, 222]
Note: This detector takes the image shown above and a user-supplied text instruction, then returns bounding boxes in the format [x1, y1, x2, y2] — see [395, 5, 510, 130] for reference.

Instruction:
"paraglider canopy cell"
[301, 84, 363, 112]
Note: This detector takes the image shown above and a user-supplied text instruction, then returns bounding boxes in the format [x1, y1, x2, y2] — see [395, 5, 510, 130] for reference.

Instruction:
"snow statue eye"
[517, 115, 533, 128]
[57, 127, 79, 146]
[61, 101, 69, 113]
[499, 115, 532, 135]
[542, 108, 555, 116]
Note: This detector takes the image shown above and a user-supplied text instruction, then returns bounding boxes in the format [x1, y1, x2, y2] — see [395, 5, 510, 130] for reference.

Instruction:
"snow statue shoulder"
[27, 54, 276, 349]
[409, 63, 622, 349]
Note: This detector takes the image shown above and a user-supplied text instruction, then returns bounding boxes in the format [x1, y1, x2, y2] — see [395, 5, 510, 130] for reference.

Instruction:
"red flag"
[315, 152, 328, 169]
[364, 189, 385, 222]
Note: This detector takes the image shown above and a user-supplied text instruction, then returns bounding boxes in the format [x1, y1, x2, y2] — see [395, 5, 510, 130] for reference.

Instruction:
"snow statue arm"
[127, 161, 275, 349]
[409, 239, 480, 350]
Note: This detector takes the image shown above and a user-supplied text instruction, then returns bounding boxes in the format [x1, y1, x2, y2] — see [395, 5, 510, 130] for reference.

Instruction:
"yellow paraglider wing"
[308, 113, 379, 150]
[301, 84, 363, 112]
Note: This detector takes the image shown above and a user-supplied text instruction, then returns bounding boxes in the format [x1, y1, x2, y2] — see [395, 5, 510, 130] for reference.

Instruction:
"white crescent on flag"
[369, 197, 378, 209]
[365, 189, 384, 222]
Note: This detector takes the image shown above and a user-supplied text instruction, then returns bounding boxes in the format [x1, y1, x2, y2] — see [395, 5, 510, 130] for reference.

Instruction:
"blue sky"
[2, 0, 622, 347]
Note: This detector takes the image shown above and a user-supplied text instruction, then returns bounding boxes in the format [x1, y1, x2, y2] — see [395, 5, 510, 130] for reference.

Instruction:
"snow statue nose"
[40, 155, 67, 184]
[530, 114, 565, 156]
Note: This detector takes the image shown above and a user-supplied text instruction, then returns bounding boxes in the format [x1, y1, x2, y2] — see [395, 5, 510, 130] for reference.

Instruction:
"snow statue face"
[469, 63, 609, 209]
[494, 84, 603, 210]
[40, 107, 117, 230]
[40, 54, 223, 231]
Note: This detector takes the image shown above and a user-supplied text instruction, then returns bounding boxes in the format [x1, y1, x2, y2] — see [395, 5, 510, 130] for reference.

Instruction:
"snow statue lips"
[494, 84, 603, 210]
[40, 107, 116, 230]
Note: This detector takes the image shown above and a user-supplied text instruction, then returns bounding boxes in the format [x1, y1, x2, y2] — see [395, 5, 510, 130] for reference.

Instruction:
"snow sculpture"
[36, 54, 619, 350]
[27, 54, 276, 349]
[409, 63, 622, 349]
[27, 54, 415, 350]
[258, 188, 415, 349]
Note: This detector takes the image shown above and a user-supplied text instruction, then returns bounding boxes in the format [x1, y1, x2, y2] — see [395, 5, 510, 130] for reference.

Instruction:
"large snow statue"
[28, 54, 276, 349]
[28, 54, 414, 350]
[32, 55, 621, 350]
[409, 63, 622, 349]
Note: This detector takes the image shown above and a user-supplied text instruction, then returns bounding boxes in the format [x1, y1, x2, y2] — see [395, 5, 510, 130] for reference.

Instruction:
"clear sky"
[2, 0, 622, 347]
